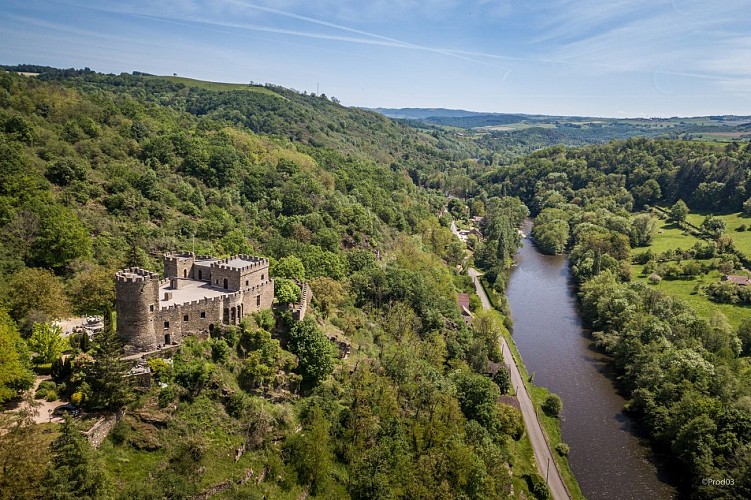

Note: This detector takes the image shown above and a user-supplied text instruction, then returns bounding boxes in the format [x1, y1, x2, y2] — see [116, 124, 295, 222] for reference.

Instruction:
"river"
[505, 219, 677, 500]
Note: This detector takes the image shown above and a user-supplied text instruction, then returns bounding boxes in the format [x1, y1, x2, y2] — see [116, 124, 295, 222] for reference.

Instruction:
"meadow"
[630, 215, 751, 328]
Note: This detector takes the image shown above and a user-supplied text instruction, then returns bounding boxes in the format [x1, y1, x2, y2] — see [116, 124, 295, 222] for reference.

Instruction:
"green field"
[630, 264, 750, 328]
[685, 211, 751, 257]
[631, 212, 751, 328]
[145, 75, 284, 97]
[643, 219, 701, 254]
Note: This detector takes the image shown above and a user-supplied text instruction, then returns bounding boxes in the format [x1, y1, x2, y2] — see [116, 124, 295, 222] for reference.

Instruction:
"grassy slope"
[145, 75, 283, 97]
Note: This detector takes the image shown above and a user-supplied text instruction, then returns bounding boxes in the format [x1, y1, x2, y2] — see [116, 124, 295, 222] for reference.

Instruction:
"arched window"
[183, 269, 187, 278]
[223, 278, 228, 289]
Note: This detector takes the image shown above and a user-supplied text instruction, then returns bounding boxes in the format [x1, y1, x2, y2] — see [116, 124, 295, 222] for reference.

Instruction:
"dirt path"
[19, 377, 66, 424]
[470, 266, 570, 500]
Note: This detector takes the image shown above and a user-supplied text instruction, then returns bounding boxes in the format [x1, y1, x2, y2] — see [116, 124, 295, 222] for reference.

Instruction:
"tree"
[630, 214, 658, 247]
[670, 200, 689, 224]
[472, 310, 503, 362]
[28, 322, 66, 365]
[737, 319, 751, 356]
[452, 370, 502, 432]
[0, 310, 34, 403]
[5, 267, 70, 325]
[43, 416, 112, 499]
[743, 197, 751, 217]
[275, 278, 301, 305]
[29, 202, 92, 270]
[309, 276, 345, 317]
[542, 393, 562, 417]
[82, 308, 131, 410]
[701, 216, 726, 238]
[271, 255, 306, 280]
[66, 265, 115, 316]
[0, 401, 50, 498]
[288, 318, 335, 388]
[286, 403, 334, 494]
[493, 367, 512, 395]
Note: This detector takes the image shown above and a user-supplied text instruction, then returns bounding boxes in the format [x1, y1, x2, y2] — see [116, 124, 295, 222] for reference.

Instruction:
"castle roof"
[159, 280, 234, 308]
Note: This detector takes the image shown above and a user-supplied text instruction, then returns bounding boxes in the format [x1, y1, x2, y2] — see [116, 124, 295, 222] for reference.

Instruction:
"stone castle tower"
[116, 253, 274, 354]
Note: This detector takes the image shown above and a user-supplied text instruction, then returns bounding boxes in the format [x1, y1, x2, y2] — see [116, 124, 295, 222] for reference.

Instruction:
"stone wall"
[290, 281, 312, 321]
[85, 410, 124, 448]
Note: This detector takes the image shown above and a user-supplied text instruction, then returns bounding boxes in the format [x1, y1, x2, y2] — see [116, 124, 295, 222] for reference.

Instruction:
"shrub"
[70, 391, 84, 406]
[542, 393, 562, 417]
[35, 380, 56, 399]
[45, 390, 58, 402]
[147, 358, 173, 383]
[158, 386, 176, 408]
[556, 442, 570, 456]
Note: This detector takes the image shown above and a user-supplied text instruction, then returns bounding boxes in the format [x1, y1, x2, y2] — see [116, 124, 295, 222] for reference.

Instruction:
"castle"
[116, 253, 274, 354]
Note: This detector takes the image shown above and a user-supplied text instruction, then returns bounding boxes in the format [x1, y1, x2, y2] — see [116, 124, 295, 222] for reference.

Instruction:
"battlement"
[210, 255, 268, 273]
[290, 281, 312, 321]
[116, 267, 160, 283]
[159, 279, 273, 311]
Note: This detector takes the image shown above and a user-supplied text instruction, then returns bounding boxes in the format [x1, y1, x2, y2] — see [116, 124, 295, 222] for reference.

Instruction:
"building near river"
[116, 253, 274, 354]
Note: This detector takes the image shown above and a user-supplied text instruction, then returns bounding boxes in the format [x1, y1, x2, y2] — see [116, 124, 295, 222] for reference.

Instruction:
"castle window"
[198, 270, 203, 280]
[200, 311, 206, 319]
[223, 278, 228, 289]
[149, 304, 154, 312]
[261, 274, 264, 280]
[246, 280, 249, 286]
[183, 269, 187, 278]
[183, 315, 189, 322]
[163, 321, 169, 329]
[257, 295, 261, 306]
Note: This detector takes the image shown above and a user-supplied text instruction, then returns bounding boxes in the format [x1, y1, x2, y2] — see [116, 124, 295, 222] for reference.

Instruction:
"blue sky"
[2, 0, 750, 117]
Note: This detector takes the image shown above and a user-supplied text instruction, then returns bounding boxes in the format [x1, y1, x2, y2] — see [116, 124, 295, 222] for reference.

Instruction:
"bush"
[542, 393, 562, 417]
[147, 358, 173, 383]
[70, 391, 84, 406]
[648, 273, 662, 284]
[555, 442, 570, 456]
[524, 473, 550, 500]
[35, 380, 57, 399]
[158, 386, 176, 408]
[45, 390, 59, 402]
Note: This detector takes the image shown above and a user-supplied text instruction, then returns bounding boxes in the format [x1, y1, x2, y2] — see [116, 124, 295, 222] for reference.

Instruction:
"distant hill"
[369, 107, 489, 119]
[370, 107, 530, 128]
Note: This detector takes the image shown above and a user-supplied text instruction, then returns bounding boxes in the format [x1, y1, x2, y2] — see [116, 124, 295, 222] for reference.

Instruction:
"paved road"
[469, 267, 570, 500]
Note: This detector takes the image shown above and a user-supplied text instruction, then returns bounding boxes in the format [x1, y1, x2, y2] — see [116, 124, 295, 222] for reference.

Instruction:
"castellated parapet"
[116, 253, 274, 355]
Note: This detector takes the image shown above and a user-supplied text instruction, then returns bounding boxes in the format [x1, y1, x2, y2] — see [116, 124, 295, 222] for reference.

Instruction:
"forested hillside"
[0, 69, 545, 498]
[467, 139, 751, 498]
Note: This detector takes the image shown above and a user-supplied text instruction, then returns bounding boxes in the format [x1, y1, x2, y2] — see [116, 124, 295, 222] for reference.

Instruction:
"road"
[469, 266, 570, 500]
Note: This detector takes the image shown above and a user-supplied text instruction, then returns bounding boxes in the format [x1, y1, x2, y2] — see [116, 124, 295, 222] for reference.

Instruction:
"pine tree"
[0, 399, 49, 499]
[83, 307, 131, 410]
[42, 416, 112, 499]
